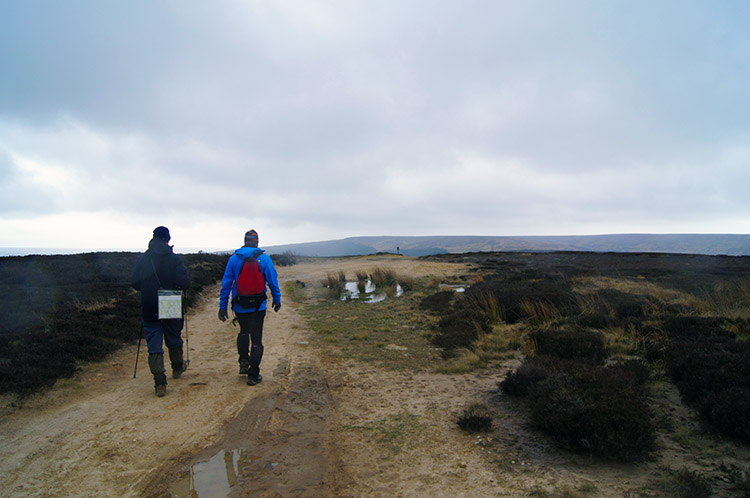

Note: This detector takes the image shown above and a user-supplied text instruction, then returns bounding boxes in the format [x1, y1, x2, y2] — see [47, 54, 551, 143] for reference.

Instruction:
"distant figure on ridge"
[131, 226, 191, 397]
[218, 229, 281, 386]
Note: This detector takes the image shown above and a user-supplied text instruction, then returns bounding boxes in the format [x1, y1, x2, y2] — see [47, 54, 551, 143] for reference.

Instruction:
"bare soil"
[1, 255, 748, 497]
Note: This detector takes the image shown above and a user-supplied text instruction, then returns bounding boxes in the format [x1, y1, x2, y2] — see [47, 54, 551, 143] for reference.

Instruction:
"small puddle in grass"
[341, 280, 404, 302]
[439, 283, 466, 293]
[170, 449, 277, 497]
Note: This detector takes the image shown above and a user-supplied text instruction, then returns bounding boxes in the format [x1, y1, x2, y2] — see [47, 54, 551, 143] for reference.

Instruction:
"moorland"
[1, 250, 749, 497]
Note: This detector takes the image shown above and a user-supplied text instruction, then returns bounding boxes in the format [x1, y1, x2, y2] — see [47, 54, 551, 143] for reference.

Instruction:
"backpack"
[233, 253, 267, 309]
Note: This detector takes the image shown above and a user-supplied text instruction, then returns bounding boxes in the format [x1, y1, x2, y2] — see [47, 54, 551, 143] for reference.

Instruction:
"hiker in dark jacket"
[218, 229, 281, 386]
[131, 226, 191, 397]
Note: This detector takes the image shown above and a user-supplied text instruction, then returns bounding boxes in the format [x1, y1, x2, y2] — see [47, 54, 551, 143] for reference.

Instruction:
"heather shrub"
[659, 468, 712, 498]
[575, 311, 613, 329]
[530, 328, 606, 364]
[465, 278, 578, 324]
[457, 403, 493, 432]
[430, 308, 490, 354]
[702, 387, 750, 442]
[501, 357, 552, 396]
[0, 294, 143, 394]
[182, 254, 230, 308]
[502, 351, 655, 461]
[607, 358, 651, 386]
[596, 289, 655, 319]
[527, 362, 656, 461]
[427, 276, 579, 355]
[420, 291, 455, 313]
[657, 316, 750, 443]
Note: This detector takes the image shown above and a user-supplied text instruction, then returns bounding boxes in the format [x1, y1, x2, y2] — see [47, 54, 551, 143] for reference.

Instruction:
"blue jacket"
[219, 246, 281, 313]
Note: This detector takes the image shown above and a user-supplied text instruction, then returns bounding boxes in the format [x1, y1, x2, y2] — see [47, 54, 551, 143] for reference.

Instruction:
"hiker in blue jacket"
[131, 226, 191, 397]
[218, 229, 281, 385]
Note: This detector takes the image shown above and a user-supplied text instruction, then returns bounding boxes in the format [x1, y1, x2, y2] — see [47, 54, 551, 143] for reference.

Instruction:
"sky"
[1, 1, 749, 253]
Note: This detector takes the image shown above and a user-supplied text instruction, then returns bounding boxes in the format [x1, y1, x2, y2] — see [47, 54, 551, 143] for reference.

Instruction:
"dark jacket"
[131, 238, 191, 321]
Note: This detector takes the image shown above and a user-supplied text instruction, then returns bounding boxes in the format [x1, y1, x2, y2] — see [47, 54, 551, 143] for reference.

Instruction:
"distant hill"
[265, 234, 750, 257]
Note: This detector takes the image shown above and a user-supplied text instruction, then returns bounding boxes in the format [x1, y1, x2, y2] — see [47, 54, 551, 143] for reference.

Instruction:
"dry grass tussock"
[695, 278, 750, 318]
[575, 276, 700, 309]
[322, 271, 346, 298]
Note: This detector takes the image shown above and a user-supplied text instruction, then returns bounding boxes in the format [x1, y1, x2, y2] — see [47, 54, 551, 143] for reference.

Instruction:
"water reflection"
[341, 280, 404, 302]
[439, 283, 466, 293]
[170, 449, 269, 497]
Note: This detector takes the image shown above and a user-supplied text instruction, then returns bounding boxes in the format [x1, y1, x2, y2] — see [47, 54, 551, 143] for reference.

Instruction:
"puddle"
[170, 449, 276, 497]
[341, 280, 403, 302]
[439, 283, 467, 293]
[343, 280, 376, 297]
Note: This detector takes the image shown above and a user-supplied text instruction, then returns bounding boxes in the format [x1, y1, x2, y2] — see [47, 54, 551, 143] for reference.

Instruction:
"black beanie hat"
[153, 226, 171, 242]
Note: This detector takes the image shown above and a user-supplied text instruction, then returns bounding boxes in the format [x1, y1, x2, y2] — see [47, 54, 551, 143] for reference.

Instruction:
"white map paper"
[158, 290, 183, 319]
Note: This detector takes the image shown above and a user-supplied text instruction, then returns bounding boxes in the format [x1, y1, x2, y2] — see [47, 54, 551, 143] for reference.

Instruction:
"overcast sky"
[1, 1, 749, 252]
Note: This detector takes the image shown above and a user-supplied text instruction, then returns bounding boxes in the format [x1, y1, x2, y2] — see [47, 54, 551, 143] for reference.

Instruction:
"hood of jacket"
[234, 246, 264, 260]
[147, 237, 174, 256]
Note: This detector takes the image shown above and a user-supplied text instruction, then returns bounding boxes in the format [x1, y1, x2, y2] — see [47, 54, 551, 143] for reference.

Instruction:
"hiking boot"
[149, 353, 167, 387]
[155, 384, 167, 397]
[172, 363, 188, 379]
[246, 374, 263, 386]
[169, 348, 187, 378]
[239, 359, 250, 375]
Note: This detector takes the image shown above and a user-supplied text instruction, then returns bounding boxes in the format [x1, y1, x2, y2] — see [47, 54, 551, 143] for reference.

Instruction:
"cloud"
[1, 1, 749, 250]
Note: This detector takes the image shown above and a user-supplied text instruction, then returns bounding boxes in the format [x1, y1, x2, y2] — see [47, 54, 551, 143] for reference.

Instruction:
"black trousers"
[235, 310, 266, 378]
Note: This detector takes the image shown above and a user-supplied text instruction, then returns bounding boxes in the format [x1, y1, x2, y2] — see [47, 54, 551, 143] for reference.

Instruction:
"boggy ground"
[1, 254, 748, 497]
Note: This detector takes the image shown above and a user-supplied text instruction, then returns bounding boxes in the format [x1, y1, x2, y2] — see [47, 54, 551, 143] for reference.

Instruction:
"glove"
[218, 309, 228, 322]
[272, 302, 281, 312]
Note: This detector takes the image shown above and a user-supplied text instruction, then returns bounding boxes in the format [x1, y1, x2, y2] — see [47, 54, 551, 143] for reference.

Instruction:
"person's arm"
[260, 255, 281, 309]
[218, 257, 236, 311]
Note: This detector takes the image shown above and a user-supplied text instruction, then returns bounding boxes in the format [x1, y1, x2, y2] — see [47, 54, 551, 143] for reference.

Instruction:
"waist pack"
[233, 293, 267, 309]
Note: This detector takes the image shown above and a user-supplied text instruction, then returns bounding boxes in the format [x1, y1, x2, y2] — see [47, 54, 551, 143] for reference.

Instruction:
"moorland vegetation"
[422, 252, 750, 459]
[4, 249, 750, 494]
[309, 251, 750, 494]
[0, 252, 233, 395]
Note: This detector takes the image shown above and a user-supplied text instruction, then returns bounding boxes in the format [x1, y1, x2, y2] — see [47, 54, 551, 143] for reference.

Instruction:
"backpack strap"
[150, 256, 162, 287]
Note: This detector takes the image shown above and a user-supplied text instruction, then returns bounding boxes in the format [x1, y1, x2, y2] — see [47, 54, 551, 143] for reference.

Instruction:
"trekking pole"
[133, 323, 143, 378]
[183, 291, 190, 367]
[184, 311, 190, 367]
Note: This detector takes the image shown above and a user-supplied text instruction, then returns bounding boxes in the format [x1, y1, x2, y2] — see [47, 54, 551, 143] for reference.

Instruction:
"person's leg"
[144, 320, 165, 355]
[236, 313, 252, 374]
[163, 319, 186, 377]
[247, 311, 266, 381]
[143, 321, 167, 394]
